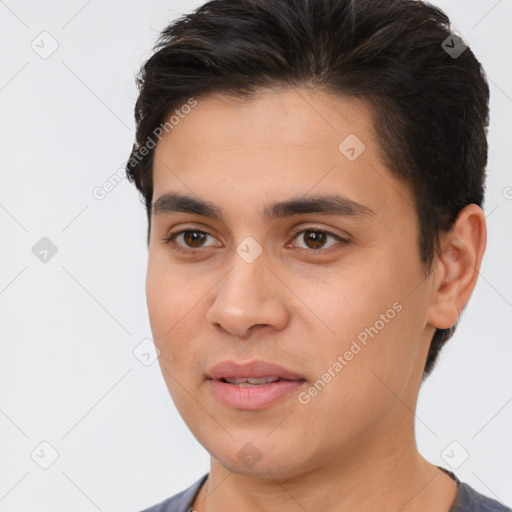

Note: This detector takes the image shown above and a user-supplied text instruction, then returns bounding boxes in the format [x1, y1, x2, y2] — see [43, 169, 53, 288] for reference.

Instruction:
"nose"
[206, 250, 290, 338]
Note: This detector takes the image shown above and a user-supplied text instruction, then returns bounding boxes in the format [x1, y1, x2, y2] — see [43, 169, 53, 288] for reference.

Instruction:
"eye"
[162, 226, 349, 255]
[163, 229, 220, 251]
[287, 227, 349, 252]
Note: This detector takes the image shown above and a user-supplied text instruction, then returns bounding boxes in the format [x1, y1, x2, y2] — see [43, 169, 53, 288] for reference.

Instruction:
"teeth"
[224, 376, 281, 385]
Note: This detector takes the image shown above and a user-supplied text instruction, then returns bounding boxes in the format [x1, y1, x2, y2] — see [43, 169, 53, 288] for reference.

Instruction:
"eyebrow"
[152, 192, 376, 221]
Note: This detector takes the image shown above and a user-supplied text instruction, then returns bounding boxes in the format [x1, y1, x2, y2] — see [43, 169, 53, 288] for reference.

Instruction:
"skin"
[146, 87, 487, 512]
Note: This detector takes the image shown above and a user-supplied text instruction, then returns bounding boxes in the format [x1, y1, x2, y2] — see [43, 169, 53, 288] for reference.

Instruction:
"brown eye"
[302, 230, 328, 249]
[182, 231, 208, 248]
[289, 228, 347, 251]
[163, 230, 220, 251]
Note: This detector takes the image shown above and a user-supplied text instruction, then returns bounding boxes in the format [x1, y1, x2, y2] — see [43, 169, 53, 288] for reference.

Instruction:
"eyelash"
[162, 226, 350, 255]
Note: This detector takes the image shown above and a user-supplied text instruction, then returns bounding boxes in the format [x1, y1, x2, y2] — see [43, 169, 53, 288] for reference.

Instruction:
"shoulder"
[138, 474, 208, 512]
[451, 482, 511, 512]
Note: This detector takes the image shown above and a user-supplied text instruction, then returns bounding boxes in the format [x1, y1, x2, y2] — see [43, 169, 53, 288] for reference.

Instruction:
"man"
[125, 0, 509, 510]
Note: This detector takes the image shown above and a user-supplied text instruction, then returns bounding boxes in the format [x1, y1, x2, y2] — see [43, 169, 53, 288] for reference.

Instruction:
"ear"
[426, 203, 487, 330]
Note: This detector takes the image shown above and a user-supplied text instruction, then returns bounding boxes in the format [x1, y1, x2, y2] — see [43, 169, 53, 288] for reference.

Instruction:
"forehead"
[151, 88, 414, 220]
[155, 88, 376, 155]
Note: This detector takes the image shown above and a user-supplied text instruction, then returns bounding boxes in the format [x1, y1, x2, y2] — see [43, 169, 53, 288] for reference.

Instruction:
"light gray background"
[0, 1, 510, 511]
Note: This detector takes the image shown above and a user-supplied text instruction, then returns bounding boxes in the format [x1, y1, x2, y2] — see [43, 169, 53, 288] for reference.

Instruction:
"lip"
[206, 360, 306, 410]
[206, 360, 305, 381]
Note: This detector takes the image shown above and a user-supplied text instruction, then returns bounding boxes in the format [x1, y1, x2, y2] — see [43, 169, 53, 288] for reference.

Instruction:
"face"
[146, 88, 437, 478]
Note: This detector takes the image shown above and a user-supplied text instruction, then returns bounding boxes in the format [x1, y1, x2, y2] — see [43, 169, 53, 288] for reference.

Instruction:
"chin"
[205, 437, 309, 479]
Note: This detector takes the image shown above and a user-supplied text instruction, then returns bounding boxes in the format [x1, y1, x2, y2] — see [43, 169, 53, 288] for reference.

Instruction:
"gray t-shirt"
[139, 470, 511, 512]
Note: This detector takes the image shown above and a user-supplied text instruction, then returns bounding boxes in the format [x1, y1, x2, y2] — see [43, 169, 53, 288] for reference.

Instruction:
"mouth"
[218, 376, 293, 386]
[206, 360, 306, 410]
[206, 359, 306, 382]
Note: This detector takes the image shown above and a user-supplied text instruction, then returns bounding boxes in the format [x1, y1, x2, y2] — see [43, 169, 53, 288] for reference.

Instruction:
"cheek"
[300, 291, 418, 440]
[146, 258, 200, 347]
[302, 266, 419, 387]
[146, 269, 202, 409]
[302, 269, 400, 347]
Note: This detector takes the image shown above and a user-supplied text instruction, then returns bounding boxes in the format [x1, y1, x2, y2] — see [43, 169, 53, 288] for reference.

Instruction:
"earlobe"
[426, 204, 487, 330]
